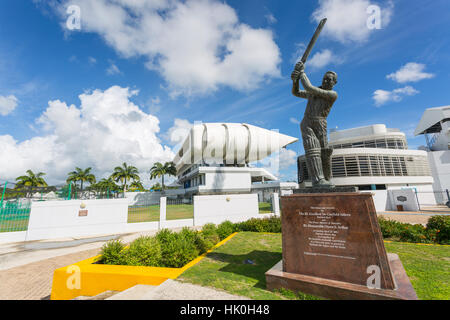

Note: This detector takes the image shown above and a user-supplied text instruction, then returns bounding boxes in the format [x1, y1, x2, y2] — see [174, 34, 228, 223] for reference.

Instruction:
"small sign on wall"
[78, 210, 88, 217]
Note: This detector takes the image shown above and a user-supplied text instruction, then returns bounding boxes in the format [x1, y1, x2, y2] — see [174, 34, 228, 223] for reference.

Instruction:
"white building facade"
[415, 106, 450, 205]
[298, 124, 435, 211]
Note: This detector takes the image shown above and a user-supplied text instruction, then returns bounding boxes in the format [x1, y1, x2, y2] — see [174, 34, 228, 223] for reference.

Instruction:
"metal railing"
[413, 189, 450, 208]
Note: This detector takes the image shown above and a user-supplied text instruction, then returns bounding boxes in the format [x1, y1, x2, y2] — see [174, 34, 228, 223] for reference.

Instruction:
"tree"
[149, 162, 177, 191]
[150, 182, 162, 191]
[111, 162, 140, 192]
[129, 180, 145, 192]
[15, 170, 48, 198]
[66, 167, 96, 192]
[92, 177, 120, 192]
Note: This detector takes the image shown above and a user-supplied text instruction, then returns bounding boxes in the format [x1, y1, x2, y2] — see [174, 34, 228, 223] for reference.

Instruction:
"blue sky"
[0, 0, 449, 185]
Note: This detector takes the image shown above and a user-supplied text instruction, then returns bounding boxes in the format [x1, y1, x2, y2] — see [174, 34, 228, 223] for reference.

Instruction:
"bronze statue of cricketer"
[291, 18, 338, 188]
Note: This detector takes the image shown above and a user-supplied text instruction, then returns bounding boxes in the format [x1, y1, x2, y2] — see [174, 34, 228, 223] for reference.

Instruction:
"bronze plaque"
[281, 193, 395, 290]
[78, 210, 88, 217]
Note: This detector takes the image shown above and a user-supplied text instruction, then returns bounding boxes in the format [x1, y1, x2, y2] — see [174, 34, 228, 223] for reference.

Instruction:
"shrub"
[155, 228, 178, 245]
[378, 216, 406, 240]
[124, 236, 162, 267]
[156, 229, 199, 268]
[201, 223, 220, 245]
[99, 240, 126, 265]
[235, 216, 281, 233]
[398, 224, 433, 244]
[193, 232, 215, 254]
[180, 227, 214, 254]
[216, 221, 234, 240]
[427, 215, 450, 244]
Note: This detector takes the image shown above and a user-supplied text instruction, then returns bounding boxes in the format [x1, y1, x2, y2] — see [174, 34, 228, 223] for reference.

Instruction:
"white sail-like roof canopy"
[173, 123, 298, 171]
[415, 106, 450, 136]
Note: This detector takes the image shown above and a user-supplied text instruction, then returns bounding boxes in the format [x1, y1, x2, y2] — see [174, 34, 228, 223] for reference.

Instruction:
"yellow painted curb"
[50, 232, 238, 300]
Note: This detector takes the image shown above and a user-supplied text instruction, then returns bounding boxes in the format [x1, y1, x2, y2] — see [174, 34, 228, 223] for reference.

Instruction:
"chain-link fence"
[0, 181, 124, 202]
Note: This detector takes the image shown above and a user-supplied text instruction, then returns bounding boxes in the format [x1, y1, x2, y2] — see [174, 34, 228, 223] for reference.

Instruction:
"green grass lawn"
[179, 232, 450, 300]
[179, 232, 318, 300]
[384, 242, 450, 300]
[127, 204, 194, 223]
[258, 202, 273, 214]
[129, 203, 271, 223]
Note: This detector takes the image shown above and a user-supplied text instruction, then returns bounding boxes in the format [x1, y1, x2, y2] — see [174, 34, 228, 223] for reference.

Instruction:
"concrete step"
[106, 285, 157, 300]
[101, 280, 251, 300]
[140, 279, 250, 300]
[73, 290, 121, 300]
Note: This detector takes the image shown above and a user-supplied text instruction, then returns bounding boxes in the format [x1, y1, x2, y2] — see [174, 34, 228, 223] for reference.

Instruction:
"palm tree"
[129, 180, 145, 192]
[15, 170, 48, 198]
[95, 177, 120, 191]
[66, 167, 96, 192]
[149, 162, 177, 191]
[111, 162, 140, 192]
[150, 182, 162, 191]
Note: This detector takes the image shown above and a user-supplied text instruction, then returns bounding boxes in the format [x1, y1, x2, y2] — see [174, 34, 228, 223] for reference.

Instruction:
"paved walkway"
[378, 206, 449, 225]
[377, 213, 432, 225]
[0, 227, 200, 300]
[0, 248, 100, 300]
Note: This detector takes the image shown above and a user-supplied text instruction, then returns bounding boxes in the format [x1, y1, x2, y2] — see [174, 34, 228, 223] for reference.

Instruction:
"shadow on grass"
[206, 250, 282, 289]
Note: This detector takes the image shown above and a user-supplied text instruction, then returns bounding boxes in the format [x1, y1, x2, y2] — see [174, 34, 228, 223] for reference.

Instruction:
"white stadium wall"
[26, 199, 129, 241]
[428, 151, 450, 204]
[193, 193, 261, 225]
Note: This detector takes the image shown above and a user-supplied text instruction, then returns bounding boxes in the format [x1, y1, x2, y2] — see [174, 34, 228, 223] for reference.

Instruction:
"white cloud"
[88, 56, 97, 65]
[265, 13, 277, 24]
[279, 148, 297, 170]
[387, 62, 434, 83]
[289, 117, 300, 125]
[106, 61, 122, 75]
[308, 49, 340, 69]
[373, 86, 419, 106]
[147, 96, 161, 114]
[312, 0, 394, 43]
[55, 0, 281, 97]
[291, 42, 306, 65]
[0, 95, 18, 116]
[165, 118, 193, 146]
[0, 86, 174, 184]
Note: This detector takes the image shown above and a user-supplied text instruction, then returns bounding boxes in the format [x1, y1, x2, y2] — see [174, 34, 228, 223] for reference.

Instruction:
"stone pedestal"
[265, 192, 418, 300]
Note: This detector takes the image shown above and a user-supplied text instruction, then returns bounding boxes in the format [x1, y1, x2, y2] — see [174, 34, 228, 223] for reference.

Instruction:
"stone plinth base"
[265, 253, 418, 300]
